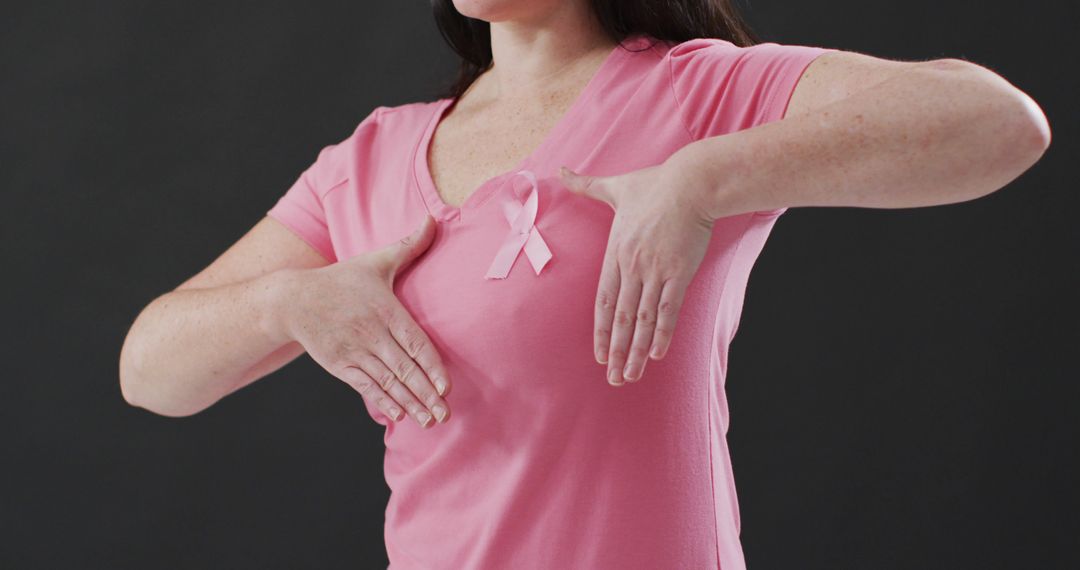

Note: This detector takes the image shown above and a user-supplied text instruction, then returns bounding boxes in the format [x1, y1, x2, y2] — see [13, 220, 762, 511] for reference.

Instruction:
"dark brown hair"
[431, 0, 762, 100]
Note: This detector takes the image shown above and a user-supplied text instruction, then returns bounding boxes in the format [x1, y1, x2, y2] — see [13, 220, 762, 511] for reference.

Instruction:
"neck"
[481, 5, 615, 103]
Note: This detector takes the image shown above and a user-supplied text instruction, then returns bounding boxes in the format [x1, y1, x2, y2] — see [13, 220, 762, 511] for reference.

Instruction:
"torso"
[264, 33, 832, 568]
[426, 45, 616, 208]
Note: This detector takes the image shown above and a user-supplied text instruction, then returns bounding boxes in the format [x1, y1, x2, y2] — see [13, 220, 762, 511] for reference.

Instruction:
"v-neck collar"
[411, 34, 646, 223]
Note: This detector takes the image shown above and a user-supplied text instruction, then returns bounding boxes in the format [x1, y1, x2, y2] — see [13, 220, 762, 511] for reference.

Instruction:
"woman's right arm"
[118, 214, 452, 427]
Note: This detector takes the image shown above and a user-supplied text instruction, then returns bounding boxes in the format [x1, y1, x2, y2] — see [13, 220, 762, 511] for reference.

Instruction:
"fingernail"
[417, 411, 432, 426]
[389, 407, 401, 420]
[434, 377, 448, 396]
[597, 348, 608, 364]
[623, 364, 638, 382]
[650, 345, 662, 359]
[432, 404, 447, 423]
[607, 368, 622, 385]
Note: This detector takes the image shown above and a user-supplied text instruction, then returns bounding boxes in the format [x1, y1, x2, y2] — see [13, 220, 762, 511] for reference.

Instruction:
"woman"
[119, 0, 1050, 568]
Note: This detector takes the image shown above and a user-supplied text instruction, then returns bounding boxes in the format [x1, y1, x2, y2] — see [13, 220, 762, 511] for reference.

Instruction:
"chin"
[451, 0, 559, 22]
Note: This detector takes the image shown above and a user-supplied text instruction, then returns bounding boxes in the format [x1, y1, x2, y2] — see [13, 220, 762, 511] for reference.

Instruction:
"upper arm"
[784, 49, 923, 119]
[668, 38, 924, 132]
[668, 38, 836, 138]
[666, 38, 843, 216]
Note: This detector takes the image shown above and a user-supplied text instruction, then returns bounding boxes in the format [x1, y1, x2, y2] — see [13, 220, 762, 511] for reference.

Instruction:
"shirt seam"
[665, 45, 702, 143]
[314, 105, 387, 202]
[708, 212, 758, 569]
[317, 177, 350, 201]
[758, 47, 835, 130]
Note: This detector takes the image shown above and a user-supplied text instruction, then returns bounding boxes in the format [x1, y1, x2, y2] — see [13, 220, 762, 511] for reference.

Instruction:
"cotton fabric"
[267, 33, 834, 569]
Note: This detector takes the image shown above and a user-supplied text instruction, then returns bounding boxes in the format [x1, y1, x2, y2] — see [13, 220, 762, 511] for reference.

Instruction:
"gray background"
[3, 1, 1076, 568]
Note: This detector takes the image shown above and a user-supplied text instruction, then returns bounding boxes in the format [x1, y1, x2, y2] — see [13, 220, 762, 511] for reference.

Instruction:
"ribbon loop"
[484, 169, 553, 279]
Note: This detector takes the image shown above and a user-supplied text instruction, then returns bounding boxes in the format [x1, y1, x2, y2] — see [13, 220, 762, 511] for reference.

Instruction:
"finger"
[387, 311, 452, 398]
[560, 166, 615, 209]
[623, 277, 663, 383]
[649, 274, 690, 360]
[606, 268, 642, 387]
[374, 214, 436, 280]
[387, 316, 452, 425]
[337, 364, 404, 422]
[371, 330, 450, 427]
[593, 246, 620, 366]
[358, 351, 437, 428]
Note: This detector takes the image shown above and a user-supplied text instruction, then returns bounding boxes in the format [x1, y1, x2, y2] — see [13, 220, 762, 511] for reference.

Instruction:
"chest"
[426, 92, 581, 208]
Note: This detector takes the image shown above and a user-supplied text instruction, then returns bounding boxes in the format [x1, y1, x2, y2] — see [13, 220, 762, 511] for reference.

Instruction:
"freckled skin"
[670, 50, 1050, 217]
[123, 0, 1049, 437]
[426, 43, 615, 208]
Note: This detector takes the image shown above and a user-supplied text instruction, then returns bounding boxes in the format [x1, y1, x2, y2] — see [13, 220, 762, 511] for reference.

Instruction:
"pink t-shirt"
[267, 33, 834, 569]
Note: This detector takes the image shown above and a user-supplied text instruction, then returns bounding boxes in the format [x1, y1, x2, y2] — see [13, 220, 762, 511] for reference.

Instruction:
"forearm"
[667, 59, 1051, 217]
[119, 268, 300, 417]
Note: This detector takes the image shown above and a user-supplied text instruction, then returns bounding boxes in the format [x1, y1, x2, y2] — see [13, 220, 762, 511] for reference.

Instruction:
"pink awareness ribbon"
[484, 169, 553, 279]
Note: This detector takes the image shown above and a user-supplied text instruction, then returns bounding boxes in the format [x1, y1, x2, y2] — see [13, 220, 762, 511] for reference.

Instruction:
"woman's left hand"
[558, 159, 727, 387]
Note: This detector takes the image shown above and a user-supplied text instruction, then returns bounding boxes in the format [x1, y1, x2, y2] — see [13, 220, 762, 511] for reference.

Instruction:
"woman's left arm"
[559, 50, 1051, 386]
[667, 50, 1052, 216]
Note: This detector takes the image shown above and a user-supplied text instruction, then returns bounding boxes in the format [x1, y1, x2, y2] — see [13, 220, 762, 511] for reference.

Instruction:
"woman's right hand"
[276, 214, 451, 428]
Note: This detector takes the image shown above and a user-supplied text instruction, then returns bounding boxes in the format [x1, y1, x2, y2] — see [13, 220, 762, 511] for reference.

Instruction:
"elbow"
[994, 86, 1051, 183]
[1012, 89, 1051, 160]
[119, 301, 213, 418]
[119, 344, 205, 418]
[118, 336, 144, 407]
[942, 58, 1052, 170]
[963, 60, 1045, 165]
[121, 379, 208, 418]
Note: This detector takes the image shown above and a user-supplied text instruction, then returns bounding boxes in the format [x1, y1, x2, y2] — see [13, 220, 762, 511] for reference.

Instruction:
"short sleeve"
[668, 39, 836, 217]
[266, 145, 340, 263]
[669, 38, 836, 138]
[265, 107, 384, 263]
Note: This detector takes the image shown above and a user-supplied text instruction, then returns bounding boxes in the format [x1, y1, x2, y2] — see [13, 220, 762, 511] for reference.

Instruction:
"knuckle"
[636, 308, 655, 325]
[395, 358, 418, 383]
[609, 347, 627, 362]
[402, 332, 426, 358]
[613, 309, 633, 327]
[355, 378, 375, 397]
[596, 291, 615, 311]
[657, 298, 680, 316]
[331, 353, 354, 373]
[376, 371, 398, 391]
[337, 365, 361, 386]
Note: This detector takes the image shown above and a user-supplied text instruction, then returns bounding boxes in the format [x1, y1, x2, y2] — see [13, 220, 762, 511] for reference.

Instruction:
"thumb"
[377, 213, 436, 277]
[560, 166, 613, 205]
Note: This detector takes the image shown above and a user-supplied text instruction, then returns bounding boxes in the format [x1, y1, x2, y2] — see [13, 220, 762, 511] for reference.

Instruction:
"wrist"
[257, 268, 305, 345]
[663, 135, 781, 220]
